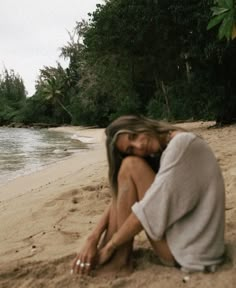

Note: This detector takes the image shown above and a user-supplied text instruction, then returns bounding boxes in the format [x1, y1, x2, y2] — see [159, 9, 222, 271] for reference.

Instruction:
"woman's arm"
[72, 204, 111, 274]
[98, 212, 142, 264]
[87, 204, 111, 244]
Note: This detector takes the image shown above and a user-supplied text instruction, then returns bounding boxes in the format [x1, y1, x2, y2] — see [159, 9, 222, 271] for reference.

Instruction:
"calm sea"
[0, 127, 88, 186]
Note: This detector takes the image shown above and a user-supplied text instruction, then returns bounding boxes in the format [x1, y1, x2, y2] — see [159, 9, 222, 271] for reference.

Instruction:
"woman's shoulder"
[160, 132, 199, 166]
[171, 131, 197, 143]
[167, 132, 198, 152]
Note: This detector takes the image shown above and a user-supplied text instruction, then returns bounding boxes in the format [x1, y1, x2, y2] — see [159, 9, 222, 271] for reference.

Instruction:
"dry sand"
[0, 122, 235, 288]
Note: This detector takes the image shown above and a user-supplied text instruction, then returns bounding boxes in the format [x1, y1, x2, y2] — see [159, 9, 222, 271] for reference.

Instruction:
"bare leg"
[97, 156, 174, 275]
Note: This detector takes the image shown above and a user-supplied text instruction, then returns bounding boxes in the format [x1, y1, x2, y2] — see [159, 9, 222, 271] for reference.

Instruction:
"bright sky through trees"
[0, 0, 102, 96]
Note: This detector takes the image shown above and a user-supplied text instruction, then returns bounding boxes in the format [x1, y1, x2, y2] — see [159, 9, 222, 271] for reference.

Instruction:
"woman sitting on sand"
[72, 115, 225, 274]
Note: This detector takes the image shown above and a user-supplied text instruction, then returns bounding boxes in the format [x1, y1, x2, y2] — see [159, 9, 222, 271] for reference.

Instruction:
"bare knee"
[118, 156, 148, 180]
[117, 156, 156, 200]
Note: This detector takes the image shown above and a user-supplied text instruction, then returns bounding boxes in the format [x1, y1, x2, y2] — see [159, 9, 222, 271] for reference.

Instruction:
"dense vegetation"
[1, 0, 236, 127]
[0, 69, 26, 124]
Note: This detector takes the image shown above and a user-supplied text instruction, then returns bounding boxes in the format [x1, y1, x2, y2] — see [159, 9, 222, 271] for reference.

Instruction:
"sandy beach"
[0, 122, 235, 288]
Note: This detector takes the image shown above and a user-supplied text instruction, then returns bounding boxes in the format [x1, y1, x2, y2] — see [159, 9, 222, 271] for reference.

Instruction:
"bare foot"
[94, 257, 133, 278]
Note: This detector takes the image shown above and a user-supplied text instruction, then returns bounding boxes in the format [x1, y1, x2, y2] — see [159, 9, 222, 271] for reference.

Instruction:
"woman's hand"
[71, 237, 98, 275]
[98, 240, 116, 265]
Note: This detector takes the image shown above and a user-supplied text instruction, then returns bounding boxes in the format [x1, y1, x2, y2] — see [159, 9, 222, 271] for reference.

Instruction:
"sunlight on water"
[0, 128, 87, 186]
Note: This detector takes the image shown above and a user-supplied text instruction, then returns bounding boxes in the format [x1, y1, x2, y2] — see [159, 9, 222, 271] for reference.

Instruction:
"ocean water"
[0, 127, 88, 186]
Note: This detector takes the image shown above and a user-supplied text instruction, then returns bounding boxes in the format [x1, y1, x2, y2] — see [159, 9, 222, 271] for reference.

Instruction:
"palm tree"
[37, 64, 73, 120]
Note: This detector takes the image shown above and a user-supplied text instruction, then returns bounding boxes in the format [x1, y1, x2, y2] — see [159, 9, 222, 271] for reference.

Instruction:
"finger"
[78, 260, 86, 275]
[71, 255, 80, 274]
[80, 256, 93, 275]
[74, 256, 86, 275]
[76, 258, 83, 274]
[73, 257, 82, 274]
[84, 260, 92, 275]
[72, 256, 93, 275]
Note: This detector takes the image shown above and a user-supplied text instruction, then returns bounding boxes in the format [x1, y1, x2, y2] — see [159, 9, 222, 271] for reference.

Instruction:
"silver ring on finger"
[80, 262, 85, 268]
[85, 263, 91, 267]
[76, 259, 81, 266]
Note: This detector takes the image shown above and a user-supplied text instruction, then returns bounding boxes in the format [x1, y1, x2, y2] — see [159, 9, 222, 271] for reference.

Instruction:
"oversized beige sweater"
[132, 133, 225, 272]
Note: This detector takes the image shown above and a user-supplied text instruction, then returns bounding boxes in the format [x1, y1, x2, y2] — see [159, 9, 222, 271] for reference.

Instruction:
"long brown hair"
[105, 115, 185, 196]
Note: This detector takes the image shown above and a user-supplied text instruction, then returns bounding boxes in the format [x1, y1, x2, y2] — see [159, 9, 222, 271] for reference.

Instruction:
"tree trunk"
[160, 80, 171, 118]
[154, 75, 171, 119]
[184, 53, 191, 83]
[56, 98, 73, 120]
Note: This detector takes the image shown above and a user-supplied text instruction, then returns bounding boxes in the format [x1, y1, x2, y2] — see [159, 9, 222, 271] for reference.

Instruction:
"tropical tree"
[78, 0, 222, 123]
[35, 63, 73, 122]
[0, 69, 26, 124]
[17, 0, 236, 126]
[60, 25, 85, 124]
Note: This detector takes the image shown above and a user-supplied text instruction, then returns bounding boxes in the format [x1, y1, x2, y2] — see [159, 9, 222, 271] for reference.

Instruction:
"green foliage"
[3, 0, 235, 127]
[35, 63, 73, 124]
[79, 0, 223, 124]
[0, 69, 26, 124]
[18, 95, 55, 124]
[207, 0, 236, 40]
[147, 77, 217, 122]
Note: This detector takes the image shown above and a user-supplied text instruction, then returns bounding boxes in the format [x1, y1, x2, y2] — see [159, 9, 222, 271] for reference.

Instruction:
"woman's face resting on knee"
[116, 133, 161, 157]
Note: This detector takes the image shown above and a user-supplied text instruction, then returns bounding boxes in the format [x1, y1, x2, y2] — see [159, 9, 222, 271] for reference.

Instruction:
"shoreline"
[0, 127, 105, 201]
[0, 122, 235, 288]
[0, 126, 105, 189]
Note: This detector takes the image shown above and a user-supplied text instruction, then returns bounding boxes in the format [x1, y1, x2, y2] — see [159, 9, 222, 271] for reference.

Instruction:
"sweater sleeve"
[132, 133, 200, 241]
